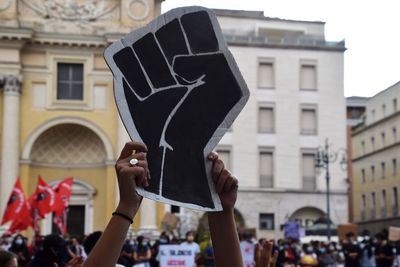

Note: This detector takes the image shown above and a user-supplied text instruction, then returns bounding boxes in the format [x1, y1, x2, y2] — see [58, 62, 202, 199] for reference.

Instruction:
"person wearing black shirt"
[342, 232, 361, 267]
[374, 233, 394, 267]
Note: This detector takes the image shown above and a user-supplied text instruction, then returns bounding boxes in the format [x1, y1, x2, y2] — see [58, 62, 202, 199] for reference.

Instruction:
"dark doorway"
[52, 205, 85, 238]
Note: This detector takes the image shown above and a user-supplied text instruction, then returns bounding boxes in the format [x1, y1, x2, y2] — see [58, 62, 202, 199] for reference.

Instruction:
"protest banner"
[338, 224, 358, 241]
[158, 245, 195, 267]
[388, 226, 400, 241]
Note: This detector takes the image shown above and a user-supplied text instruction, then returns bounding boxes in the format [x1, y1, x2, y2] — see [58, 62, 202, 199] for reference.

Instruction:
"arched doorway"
[289, 207, 325, 227]
[27, 123, 108, 237]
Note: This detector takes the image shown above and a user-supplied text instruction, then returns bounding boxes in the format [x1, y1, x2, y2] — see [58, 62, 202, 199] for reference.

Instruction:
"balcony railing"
[223, 32, 346, 49]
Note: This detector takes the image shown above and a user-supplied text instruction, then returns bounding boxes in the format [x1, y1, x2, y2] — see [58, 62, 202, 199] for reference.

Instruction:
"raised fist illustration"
[105, 7, 249, 210]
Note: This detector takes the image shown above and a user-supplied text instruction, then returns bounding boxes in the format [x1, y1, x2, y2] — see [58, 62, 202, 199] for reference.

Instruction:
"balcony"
[223, 32, 346, 50]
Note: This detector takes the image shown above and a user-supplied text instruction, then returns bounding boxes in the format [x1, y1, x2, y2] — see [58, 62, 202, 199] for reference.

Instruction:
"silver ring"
[129, 158, 139, 166]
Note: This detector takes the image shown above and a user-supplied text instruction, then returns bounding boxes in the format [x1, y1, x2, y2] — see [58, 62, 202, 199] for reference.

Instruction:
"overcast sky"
[162, 0, 400, 97]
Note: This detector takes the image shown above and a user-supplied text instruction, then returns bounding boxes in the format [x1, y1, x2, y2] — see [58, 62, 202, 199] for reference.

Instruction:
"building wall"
[352, 83, 400, 233]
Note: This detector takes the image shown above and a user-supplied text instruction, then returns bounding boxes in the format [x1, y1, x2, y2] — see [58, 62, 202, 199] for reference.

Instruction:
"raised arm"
[207, 152, 243, 267]
[83, 141, 150, 267]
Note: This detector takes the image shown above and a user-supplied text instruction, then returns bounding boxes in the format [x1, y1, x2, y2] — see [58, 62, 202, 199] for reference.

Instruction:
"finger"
[132, 33, 176, 88]
[255, 244, 261, 267]
[211, 159, 224, 182]
[155, 18, 189, 65]
[216, 169, 229, 194]
[223, 175, 236, 193]
[118, 142, 148, 161]
[263, 242, 273, 266]
[271, 251, 279, 267]
[180, 11, 219, 54]
[207, 151, 218, 161]
[113, 47, 152, 98]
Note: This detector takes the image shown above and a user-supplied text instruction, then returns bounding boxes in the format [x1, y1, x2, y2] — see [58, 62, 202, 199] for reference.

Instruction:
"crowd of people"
[0, 229, 400, 267]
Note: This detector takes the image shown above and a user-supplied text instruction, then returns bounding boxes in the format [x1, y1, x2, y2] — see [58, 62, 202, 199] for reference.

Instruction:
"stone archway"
[289, 206, 325, 227]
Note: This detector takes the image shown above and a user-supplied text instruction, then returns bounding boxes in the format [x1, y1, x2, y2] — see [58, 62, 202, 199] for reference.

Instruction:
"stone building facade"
[0, 0, 164, 237]
[352, 82, 400, 234]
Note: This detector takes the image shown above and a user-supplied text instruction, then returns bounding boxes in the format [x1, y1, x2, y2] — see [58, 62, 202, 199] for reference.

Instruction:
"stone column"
[0, 74, 22, 217]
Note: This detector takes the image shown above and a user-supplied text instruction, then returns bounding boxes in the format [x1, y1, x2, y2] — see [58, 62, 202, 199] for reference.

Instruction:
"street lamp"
[315, 138, 347, 241]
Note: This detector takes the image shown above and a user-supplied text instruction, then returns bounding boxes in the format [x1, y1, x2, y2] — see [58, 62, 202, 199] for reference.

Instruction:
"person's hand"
[208, 152, 238, 211]
[255, 241, 278, 267]
[53, 256, 84, 267]
[115, 141, 149, 216]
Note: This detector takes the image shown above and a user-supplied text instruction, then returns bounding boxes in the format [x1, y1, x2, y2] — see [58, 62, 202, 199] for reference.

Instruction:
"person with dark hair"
[82, 231, 102, 256]
[359, 236, 376, 267]
[374, 232, 394, 267]
[28, 234, 70, 267]
[0, 251, 17, 267]
[8, 235, 29, 267]
[342, 232, 361, 267]
[181, 231, 200, 266]
[82, 141, 244, 267]
[117, 237, 135, 267]
[69, 237, 87, 260]
[133, 236, 151, 267]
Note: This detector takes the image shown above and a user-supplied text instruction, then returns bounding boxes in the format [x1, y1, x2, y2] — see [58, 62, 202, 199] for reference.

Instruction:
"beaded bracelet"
[112, 211, 133, 224]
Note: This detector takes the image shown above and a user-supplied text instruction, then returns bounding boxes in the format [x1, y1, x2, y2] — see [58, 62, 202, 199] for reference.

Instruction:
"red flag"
[52, 177, 73, 234]
[29, 176, 57, 218]
[52, 177, 73, 213]
[7, 201, 32, 234]
[1, 179, 30, 225]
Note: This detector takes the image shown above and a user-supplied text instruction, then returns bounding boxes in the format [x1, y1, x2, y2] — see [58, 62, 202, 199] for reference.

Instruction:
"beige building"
[0, 0, 165, 237]
[352, 81, 400, 233]
[187, 9, 349, 238]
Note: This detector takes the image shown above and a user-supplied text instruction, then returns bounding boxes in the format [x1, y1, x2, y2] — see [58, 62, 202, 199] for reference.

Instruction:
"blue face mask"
[160, 238, 168, 244]
[319, 248, 326, 254]
[306, 247, 314, 253]
[15, 239, 23, 245]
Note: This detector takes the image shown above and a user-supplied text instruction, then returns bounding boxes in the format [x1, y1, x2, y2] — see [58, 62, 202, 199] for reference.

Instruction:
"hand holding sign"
[105, 7, 249, 211]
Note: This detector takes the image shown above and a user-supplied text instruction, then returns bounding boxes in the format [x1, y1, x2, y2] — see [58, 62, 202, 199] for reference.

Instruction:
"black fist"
[105, 7, 249, 210]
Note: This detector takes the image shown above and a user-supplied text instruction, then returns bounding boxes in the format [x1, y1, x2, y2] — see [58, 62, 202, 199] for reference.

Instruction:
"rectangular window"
[372, 110, 376, 121]
[300, 65, 316, 90]
[371, 192, 376, 219]
[259, 151, 273, 188]
[381, 189, 387, 218]
[371, 166, 375, 181]
[302, 153, 316, 190]
[393, 187, 398, 216]
[361, 194, 366, 221]
[258, 62, 274, 88]
[361, 141, 366, 155]
[259, 213, 274, 230]
[371, 137, 375, 151]
[216, 149, 231, 171]
[381, 162, 386, 179]
[382, 104, 386, 117]
[301, 108, 317, 135]
[381, 132, 386, 147]
[393, 159, 397, 177]
[258, 107, 274, 133]
[57, 63, 84, 100]
[393, 127, 397, 143]
[361, 169, 366, 183]
[393, 98, 397, 113]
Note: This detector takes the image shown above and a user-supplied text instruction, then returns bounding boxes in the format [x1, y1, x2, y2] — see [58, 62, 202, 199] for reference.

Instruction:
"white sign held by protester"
[159, 245, 195, 267]
[240, 241, 255, 267]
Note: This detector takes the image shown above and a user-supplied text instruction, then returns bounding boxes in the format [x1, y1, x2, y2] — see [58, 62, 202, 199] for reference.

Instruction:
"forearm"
[83, 202, 139, 267]
[208, 208, 243, 267]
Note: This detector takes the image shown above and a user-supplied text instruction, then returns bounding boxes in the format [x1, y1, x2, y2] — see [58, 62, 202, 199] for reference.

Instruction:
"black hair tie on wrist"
[112, 211, 133, 224]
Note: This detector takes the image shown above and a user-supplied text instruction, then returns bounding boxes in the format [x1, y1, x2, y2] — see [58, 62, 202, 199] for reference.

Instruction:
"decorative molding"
[126, 0, 149, 21]
[21, 0, 118, 22]
[0, 74, 23, 94]
[0, 0, 11, 12]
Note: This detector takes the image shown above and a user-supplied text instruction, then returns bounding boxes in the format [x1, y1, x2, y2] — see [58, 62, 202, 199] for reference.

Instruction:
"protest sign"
[240, 241, 255, 267]
[338, 224, 358, 241]
[105, 6, 249, 211]
[388, 226, 400, 241]
[158, 245, 196, 267]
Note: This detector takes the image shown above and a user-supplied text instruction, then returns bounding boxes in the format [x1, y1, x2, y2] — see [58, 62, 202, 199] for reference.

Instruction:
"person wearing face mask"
[117, 238, 135, 267]
[0, 235, 12, 252]
[300, 244, 318, 267]
[133, 236, 151, 267]
[360, 237, 376, 267]
[150, 232, 170, 267]
[342, 232, 361, 267]
[318, 245, 336, 267]
[8, 235, 29, 267]
[28, 234, 70, 267]
[181, 231, 201, 267]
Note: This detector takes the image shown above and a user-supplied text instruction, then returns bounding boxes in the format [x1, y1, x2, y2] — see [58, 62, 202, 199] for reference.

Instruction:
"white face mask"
[364, 236, 370, 241]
